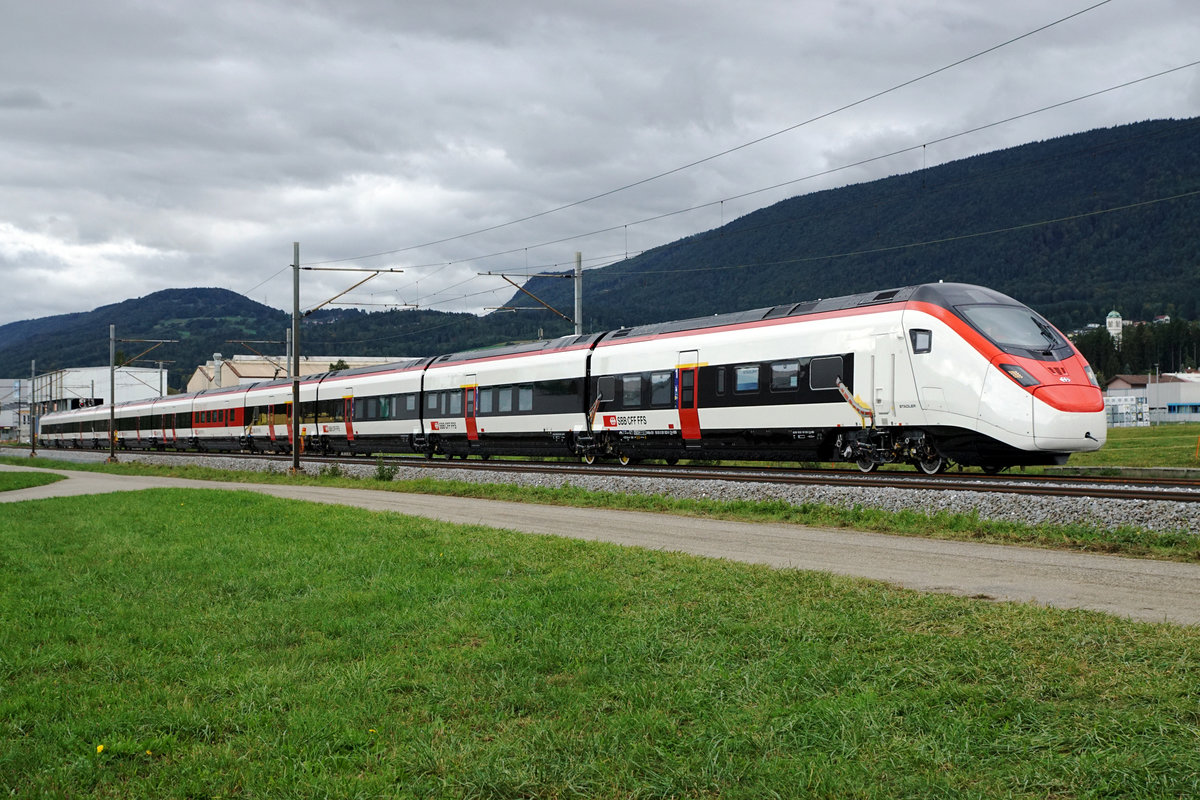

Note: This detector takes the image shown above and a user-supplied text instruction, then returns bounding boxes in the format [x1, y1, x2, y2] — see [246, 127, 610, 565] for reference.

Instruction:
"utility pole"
[100, 327, 176, 462]
[109, 324, 117, 462]
[29, 360, 36, 457]
[292, 241, 301, 474]
[574, 251, 583, 336]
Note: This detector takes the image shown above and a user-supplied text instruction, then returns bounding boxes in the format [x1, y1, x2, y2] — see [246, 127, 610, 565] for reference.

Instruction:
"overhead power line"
[317, 59, 1200, 296]
[302, 0, 1114, 267]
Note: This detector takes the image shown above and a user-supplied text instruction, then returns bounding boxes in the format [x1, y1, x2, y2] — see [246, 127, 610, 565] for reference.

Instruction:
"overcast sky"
[1, 0, 1196, 329]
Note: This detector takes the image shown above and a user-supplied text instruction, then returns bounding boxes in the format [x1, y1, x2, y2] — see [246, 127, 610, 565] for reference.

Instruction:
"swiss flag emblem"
[603, 415, 618, 427]
[431, 421, 440, 431]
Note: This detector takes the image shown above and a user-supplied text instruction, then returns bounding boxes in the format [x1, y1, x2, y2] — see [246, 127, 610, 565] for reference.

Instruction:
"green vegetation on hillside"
[3, 490, 1199, 798]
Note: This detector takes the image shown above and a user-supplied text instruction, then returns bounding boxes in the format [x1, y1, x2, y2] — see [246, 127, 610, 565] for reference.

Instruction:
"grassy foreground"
[0, 470, 63, 492]
[3, 453, 1198, 562]
[2, 490, 1200, 798]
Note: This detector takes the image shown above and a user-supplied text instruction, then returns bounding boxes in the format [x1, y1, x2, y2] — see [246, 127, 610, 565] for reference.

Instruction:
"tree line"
[1072, 319, 1200, 383]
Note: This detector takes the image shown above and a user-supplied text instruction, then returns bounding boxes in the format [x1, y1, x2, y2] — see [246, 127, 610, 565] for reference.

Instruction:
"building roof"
[1105, 373, 1185, 388]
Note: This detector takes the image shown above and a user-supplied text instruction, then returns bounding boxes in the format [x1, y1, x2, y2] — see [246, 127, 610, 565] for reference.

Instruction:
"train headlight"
[1084, 365, 1099, 387]
[998, 363, 1039, 387]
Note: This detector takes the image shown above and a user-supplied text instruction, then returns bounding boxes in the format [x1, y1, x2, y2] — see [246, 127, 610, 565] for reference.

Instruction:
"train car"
[588, 302, 859, 466]
[419, 334, 601, 459]
[886, 282, 1105, 470]
[314, 358, 431, 456]
[586, 282, 1104, 471]
[111, 395, 162, 450]
[39, 403, 109, 449]
[241, 379, 299, 454]
[190, 385, 254, 451]
[146, 392, 194, 451]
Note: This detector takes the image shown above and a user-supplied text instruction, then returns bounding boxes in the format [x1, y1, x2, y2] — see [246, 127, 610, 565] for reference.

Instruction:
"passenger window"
[735, 365, 760, 393]
[518, 386, 533, 412]
[427, 393, 439, 411]
[809, 356, 843, 390]
[715, 367, 726, 396]
[478, 388, 493, 414]
[449, 391, 462, 416]
[910, 329, 932, 354]
[498, 387, 513, 413]
[771, 361, 799, 391]
[650, 372, 673, 406]
[622, 375, 642, 407]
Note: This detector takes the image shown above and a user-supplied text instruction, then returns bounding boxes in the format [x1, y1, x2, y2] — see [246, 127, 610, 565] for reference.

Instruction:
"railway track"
[89, 448, 1200, 504]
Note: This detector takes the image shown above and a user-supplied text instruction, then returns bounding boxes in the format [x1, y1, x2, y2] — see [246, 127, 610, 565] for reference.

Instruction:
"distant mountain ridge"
[513, 117, 1200, 331]
[2, 117, 1197, 389]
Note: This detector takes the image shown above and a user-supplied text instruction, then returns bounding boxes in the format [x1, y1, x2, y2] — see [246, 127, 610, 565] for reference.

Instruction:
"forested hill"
[512, 117, 1200, 332]
[0, 288, 583, 391]
[0, 289, 289, 390]
[2, 117, 1198, 390]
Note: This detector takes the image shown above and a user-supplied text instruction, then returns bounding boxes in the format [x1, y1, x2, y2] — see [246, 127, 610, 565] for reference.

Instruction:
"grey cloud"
[0, 0, 1197, 327]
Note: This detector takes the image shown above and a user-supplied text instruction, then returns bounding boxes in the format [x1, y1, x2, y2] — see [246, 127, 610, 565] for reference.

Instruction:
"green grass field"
[3, 453, 1199, 562]
[1065, 422, 1200, 469]
[0, 471, 63, 492]
[3, 489, 1199, 798]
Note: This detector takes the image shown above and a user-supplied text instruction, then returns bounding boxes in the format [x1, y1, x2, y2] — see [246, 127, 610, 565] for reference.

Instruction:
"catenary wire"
[300, 1, 1115, 267]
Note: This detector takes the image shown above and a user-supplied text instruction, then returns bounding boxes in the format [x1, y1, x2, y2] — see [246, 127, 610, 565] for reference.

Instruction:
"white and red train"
[38, 282, 1106, 472]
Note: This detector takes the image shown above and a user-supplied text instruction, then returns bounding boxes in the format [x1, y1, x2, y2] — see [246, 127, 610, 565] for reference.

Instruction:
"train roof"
[429, 332, 606, 367]
[599, 282, 1026, 342]
[602, 285, 920, 341]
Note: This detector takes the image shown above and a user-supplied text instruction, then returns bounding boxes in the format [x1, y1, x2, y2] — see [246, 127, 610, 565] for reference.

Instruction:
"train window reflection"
[809, 357, 842, 390]
[960, 305, 1060, 350]
[735, 365, 759, 393]
[770, 361, 799, 391]
[622, 376, 642, 407]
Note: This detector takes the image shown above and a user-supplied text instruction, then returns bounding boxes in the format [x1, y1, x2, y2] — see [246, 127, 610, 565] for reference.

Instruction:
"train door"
[343, 393, 355, 445]
[464, 374, 479, 441]
[677, 350, 701, 441]
[872, 334, 896, 426]
[266, 403, 278, 447]
[283, 401, 294, 450]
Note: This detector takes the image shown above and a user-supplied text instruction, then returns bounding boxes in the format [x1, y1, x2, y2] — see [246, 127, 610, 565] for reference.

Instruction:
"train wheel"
[665, 457, 679, 466]
[916, 456, 944, 475]
[617, 454, 632, 466]
[581, 453, 596, 465]
[981, 465, 1003, 475]
[856, 457, 877, 473]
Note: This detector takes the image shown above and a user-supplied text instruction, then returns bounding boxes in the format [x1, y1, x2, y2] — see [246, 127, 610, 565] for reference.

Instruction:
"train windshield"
[958, 304, 1064, 352]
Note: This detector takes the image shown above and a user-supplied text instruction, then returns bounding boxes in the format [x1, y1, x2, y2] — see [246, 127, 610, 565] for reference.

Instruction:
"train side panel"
[422, 345, 591, 457]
